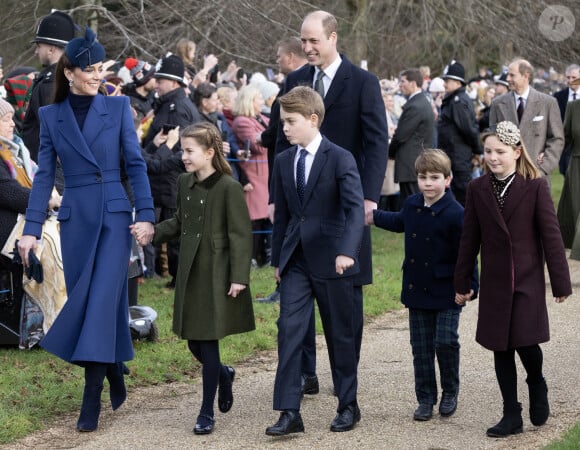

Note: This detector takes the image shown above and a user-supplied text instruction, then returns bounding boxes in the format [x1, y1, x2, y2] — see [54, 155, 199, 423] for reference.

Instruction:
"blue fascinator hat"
[65, 27, 106, 70]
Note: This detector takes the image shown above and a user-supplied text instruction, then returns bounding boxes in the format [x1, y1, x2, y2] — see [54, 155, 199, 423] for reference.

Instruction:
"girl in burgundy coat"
[454, 121, 571, 438]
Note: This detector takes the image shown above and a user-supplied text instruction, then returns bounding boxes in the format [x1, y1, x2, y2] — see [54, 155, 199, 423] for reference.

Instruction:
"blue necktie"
[296, 148, 307, 202]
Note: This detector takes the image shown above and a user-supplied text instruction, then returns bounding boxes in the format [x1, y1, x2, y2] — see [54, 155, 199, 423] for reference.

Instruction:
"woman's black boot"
[486, 402, 523, 437]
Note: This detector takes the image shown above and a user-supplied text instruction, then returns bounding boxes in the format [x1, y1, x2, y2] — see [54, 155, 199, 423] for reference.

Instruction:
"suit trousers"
[409, 308, 460, 405]
[273, 246, 358, 412]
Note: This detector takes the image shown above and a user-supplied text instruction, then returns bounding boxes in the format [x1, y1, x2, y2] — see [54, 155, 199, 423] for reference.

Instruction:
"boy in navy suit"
[266, 86, 364, 436]
[368, 149, 478, 421]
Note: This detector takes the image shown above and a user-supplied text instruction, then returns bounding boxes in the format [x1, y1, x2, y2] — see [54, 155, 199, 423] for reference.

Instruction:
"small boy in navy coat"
[368, 149, 478, 421]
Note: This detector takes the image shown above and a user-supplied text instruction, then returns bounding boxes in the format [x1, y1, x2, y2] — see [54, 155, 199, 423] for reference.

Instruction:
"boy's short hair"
[278, 86, 325, 127]
[415, 149, 452, 177]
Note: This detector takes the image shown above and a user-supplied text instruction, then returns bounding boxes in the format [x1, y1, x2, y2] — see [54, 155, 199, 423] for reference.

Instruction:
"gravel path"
[5, 258, 580, 450]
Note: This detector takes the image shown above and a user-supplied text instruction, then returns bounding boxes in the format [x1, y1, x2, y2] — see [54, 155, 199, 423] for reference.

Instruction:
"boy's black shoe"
[413, 403, 433, 421]
[439, 392, 458, 417]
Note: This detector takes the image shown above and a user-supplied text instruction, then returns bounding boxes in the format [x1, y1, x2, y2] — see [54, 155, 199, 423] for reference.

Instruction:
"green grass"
[0, 226, 403, 444]
[545, 423, 580, 449]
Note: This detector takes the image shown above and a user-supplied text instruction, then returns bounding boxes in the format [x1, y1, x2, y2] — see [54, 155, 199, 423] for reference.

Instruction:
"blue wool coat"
[373, 190, 478, 310]
[23, 94, 154, 364]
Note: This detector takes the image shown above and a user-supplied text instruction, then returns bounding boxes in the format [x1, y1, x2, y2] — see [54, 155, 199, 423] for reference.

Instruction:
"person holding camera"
[142, 55, 201, 286]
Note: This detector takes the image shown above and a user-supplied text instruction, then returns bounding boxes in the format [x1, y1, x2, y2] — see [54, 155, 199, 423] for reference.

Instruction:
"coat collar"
[406, 189, 457, 213]
[56, 94, 109, 166]
[478, 172, 527, 229]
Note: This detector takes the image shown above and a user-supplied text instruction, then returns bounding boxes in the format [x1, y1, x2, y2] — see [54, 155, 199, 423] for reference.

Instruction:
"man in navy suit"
[274, 10, 388, 378]
[266, 86, 364, 435]
[553, 64, 580, 174]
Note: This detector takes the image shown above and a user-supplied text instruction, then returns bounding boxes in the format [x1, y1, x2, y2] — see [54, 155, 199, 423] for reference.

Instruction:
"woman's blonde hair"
[175, 38, 196, 66]
[233, 85, 261, 118]
[181, 122, 232, 176]
[481, 123, 541, 180]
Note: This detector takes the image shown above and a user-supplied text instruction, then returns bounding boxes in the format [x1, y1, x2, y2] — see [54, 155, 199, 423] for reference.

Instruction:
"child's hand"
[455, 291, 473, 305]
[228, 282, 246, 298]
[335, 255, 354, 275]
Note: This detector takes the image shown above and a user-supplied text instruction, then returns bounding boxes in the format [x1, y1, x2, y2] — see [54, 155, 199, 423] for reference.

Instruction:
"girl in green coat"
[135, 123, 255, 435]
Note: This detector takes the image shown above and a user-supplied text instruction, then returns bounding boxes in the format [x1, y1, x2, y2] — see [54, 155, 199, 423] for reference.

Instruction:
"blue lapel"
[83, 94, 109, 149]
[56, 95, 110, 167]
[321, 56, 351, 113]
[57, 100, 97, 166]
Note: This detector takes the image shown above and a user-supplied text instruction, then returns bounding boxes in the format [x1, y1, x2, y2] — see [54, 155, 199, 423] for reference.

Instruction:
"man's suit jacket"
[553, 87, 570, 121]
[275, 56, 388, 203]
[388, 92, 434, 183]
[489, 88, 564, 176]
[271, 137, 364, 279]
[275, 56, 387, 285]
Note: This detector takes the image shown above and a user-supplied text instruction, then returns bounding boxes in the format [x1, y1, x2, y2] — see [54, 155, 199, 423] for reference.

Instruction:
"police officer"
[437, 61, 481, 205]
[22, 11, 76, 162]
[142, 55, 201, 287]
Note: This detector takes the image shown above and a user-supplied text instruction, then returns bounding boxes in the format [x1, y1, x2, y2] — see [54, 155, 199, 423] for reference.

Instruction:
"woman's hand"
[130, 222, 154, 246]
[228, 282, 246, 298]
[17, 235, 37, 267]
[153, 129, 168, 148]
[48, 192, 62, 210]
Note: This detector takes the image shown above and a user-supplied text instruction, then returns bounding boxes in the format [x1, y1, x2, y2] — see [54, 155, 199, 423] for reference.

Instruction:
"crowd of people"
[0, 6, 576, 442]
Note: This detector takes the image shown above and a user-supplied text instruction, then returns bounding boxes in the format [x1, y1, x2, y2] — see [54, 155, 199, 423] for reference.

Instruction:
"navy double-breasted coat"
[23, 94, 155, 364]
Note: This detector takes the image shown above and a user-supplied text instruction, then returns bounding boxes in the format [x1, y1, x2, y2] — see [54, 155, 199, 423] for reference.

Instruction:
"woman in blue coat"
[17, 28, 155, 431]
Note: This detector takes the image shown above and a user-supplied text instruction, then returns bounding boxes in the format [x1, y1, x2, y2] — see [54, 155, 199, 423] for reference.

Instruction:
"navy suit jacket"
[553, 87, 569, 121]
[275, 56, 387, 285]
[275, 56, 388, 203]
[271, 137, 364, 279]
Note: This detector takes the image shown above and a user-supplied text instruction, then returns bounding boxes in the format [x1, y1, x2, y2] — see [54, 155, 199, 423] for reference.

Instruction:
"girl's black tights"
[493, 344, 543, 407]
[187, 340, 229, 417]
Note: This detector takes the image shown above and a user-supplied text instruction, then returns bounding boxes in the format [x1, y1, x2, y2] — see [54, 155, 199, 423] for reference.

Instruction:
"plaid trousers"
[408, 308, 461, 405]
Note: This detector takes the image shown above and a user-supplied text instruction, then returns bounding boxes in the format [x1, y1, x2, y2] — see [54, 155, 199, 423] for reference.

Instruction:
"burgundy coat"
[455, 173, 571, 351]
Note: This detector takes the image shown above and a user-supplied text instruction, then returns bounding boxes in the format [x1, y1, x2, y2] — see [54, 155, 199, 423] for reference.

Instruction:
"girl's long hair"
[481, 129, 541, 180]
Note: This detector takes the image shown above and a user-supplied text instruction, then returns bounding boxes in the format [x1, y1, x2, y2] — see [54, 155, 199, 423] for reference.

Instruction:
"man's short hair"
[400, 69, 423, 87]
[278, 36, 303, 57]
[565, 64, 580, 75]
[415, 149, 452, 177]
[279, 86, 325, 127]
[305, 10, 337, 38]
[511, 58, 534, 82]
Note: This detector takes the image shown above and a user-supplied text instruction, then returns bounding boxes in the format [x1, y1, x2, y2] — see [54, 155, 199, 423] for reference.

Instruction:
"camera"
[209, 64, 219, 84]
[244, 139, 251, 159]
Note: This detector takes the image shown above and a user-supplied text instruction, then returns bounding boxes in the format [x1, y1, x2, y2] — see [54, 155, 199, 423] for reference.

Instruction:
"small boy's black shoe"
[413, 403, 433, 421]
[439, 392, 458, 417]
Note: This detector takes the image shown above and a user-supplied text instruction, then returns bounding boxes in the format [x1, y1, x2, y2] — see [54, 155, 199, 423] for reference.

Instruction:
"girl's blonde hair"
[481, 122, 541, 180]
[181, 122, 232, 176]
[233, 85, 261, 118]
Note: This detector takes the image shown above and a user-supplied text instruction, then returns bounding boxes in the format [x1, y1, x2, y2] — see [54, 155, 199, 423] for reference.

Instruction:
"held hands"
[554, 296, 568, 303]
[364, 200, 377, 225]
[228, 282, 246, 298]
[130, 222, 154, 246]
[336, 255, 354, 275]
[455, 290, 474, 305]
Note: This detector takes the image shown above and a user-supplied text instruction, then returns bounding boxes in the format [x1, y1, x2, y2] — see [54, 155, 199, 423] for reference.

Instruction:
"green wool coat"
[153, 171, 255, 340]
